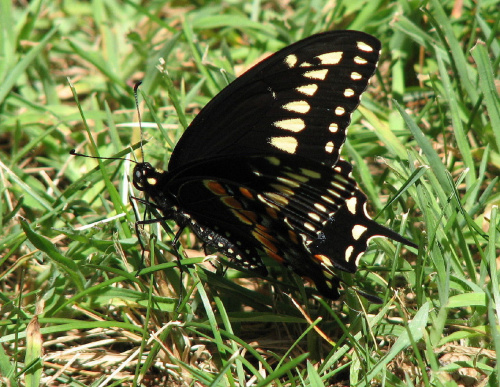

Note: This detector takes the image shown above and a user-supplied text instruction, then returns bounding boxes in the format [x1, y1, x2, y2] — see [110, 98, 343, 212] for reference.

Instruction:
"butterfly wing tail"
[309, 190, 416, 274]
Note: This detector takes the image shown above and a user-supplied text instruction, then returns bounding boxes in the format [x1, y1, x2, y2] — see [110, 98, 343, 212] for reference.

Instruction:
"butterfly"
[132, 30, 416, 300]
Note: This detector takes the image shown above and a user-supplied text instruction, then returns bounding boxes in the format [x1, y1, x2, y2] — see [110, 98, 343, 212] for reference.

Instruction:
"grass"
[1, 0, 499, 386]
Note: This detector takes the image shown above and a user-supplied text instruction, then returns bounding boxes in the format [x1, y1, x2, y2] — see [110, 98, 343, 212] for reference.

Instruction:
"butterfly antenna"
[69, 149, 136, 163]
[133, 81, 145, 163]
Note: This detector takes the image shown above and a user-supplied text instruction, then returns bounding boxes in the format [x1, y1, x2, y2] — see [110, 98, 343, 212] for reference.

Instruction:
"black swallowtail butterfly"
[132, 30, 416, 300]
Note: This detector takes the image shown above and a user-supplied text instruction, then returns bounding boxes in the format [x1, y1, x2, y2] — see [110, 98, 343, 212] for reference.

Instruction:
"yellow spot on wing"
[327, 188, 342, 198]
[270, 183, 295, 196]
[304, 69, 328, 80]
[266, 157, 280, 166]
[316, 51, 343, 65]
[346, 197, 357, 214]
[284, 54, 298, 68]
[354, 56, 368, 65]
[314, 254, 331, 265]
[301, 168, 321, 179]
[284, 172, 309, 183]
[321, 195, 335, 204]
[345, 245, 354, 261]
[344, 88, 355, 97]
[277, 176, 300, 188]
[264, 192, 289, 206]
[335, 106, 346, 116]
[274, 118, 305, 132]
[357, 41, 373, 52]
[308, 212, 321, 222]
[352, 224, 368, 240]
[296, 84, 318, 96]
[351, 72, 362, 80]
[314, 202, 327, 212]
[282, 100, 311, 114]
[268, 136, 298, 153]
[303, 222, 316, 232]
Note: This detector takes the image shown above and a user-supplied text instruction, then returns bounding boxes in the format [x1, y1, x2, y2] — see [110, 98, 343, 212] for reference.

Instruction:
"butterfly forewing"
[168, 31, 381, 170]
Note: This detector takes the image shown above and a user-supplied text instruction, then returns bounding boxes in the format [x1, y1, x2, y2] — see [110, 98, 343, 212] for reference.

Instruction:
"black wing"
[161, 155, 412, 299]
[168, 31, 381, 171]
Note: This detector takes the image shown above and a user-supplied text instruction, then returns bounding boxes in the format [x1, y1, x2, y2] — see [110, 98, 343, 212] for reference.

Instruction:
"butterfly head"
[133, 162, 161, 192]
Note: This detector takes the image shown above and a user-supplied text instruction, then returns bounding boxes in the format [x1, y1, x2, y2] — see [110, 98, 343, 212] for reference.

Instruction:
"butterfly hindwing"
[143, 154, 392, 298]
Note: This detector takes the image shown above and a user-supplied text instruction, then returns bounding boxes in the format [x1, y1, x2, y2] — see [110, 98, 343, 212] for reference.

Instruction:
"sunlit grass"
[0, 0, 498, 385]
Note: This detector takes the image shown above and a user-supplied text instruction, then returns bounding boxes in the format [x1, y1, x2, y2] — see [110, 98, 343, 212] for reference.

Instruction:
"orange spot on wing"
[252, 230, 278, 252]
[266, 207, 279, 220]
[205, 181, 227, 195]
[267, 250, 285, 263]
[239, 187, 254, 199]
[222, 197, 243, 209]
[314, 254, 331, 265]
[256, 223, 269, 232]
[288, 230, 299, 245]
[232, 209, 258, 225]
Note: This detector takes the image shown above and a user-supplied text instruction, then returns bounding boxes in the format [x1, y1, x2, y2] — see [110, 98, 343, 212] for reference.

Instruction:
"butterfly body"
[133, 31, 415, 300]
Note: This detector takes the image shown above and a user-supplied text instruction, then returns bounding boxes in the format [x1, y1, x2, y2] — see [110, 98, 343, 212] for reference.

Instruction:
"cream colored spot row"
[274, 118, 305, 132]
[345, 245, 354, 261]
[296, 84, 318, 96]
[304, 69, 328, 80]
[335, 106, 346, 116]
[346, 197, 357, 214]
[321, 195, 335, 204]
[257, 194, 280, 210]
[352, 224, 367, 240]
[284, 54, 298, 68]
[266, 156, 280, 166]
[354, 56, 368, 65]
[269, 137, 299, 155]
[351, 72, 362, 81]
[284, 172, 309, 183]
[308, 212, 321, 222]
[304, 222, 316, 232]
[282, 100, 311, 114]
[329, 123, 338, 133]
[315, 51, 343, 65]
[314, 202, 327, 212]
[326, 189, 342, 198]
[264, 192, 290, 207]
[300, 168, 321, 179]
[329, 180, 346, 193]
[270, 183, 295, 196]
[344, 88, 355, 97]
[277, 176, 300, 188]
[356, 40, 374, 52]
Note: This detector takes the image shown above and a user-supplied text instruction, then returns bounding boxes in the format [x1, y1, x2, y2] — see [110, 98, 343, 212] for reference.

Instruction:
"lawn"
[0, 0, 498, 386]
